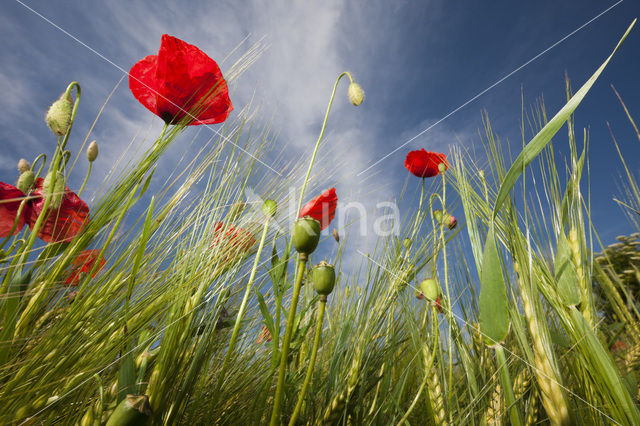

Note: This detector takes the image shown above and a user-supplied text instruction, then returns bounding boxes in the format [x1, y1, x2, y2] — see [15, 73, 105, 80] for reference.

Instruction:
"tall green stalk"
[270, 253, 308, 426]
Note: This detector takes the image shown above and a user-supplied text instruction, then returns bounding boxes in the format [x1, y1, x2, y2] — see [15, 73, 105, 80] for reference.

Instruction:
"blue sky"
[1, 0, 640, 257]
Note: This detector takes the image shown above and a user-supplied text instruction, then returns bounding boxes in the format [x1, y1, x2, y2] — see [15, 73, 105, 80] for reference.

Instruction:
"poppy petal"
[152, 34, 233, 125]
[28, 178, 89, 243]
[299, 188, 337, 230]
[65, 249, 105, 286]
[0, 182, 28, 237]
[404, 149, 448, 178]
[129, 54, 161, 119]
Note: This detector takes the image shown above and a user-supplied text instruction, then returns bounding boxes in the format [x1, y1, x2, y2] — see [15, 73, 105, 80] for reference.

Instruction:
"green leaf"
[554, 231, 580, 307]
[479, 225, 509, 345]
[492, 19, 636, 218]
[268, 236, 287, 295]
[117, 348, 136, 404]
[254, 288, 275, 337]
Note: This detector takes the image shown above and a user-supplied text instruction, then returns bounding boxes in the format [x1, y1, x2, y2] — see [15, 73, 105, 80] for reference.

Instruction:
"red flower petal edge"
[404, 149, 448, 178]
[211, 222, 256, 256]
[299, 188, 338, 231]
[28, 178, 89, 243]
[129, 34, 233, 126]
[65, 249, 105, 286]
[0, 182, 28, 238]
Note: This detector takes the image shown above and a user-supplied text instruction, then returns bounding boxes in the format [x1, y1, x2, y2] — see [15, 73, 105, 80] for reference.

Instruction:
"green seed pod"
[17, 158, 30, 173]
[420, 278, 439, 301]
[312, 261, 336, 296]
[105, 394, 152, 426]
[438, 162, 447, 173]
[42, 171, 66, 208]
[45, 93, 73, 136]
[17, 170, 35, 194]
[433, 209, 443, 224]
[86, 140, 99, 162]
[292, 216, 321, 255]
[262, 199, 277, 218]
[348, 82, 365, 106]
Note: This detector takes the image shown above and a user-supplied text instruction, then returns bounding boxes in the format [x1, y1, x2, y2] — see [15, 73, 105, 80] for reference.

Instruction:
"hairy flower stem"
[270, 254, 308, 426]
[215, 218, 271, 400]
[288, 296, 327, 426]
[77, 162, 92, 197]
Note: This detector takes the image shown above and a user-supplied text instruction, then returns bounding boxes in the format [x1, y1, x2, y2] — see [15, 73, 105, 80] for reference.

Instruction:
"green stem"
[288, 297, 326, 426]
[77, 162, 92, 197]
[215, 218, 271, 394]
[270, 254, 308, 426]
[495, 344, 523, 426]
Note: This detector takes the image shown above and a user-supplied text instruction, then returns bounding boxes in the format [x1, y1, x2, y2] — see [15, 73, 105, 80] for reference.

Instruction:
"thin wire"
[357, 0, 624, 177]
[12, 0, 283, 177]
[356, 248, 621, 425]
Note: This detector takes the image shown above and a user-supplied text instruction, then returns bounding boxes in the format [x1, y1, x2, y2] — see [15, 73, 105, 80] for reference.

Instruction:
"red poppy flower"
[129, 34, 233, 126]
[404, 149, 448, 178]
[257, 325, 272, 344]
[28, 178, 89, 243]
[1, 179, 88, 243]
[299, 188, 337, 231]
[0, 182, 29, 238]
[65, 249, 105, 286]
[211, 222, 256, 261]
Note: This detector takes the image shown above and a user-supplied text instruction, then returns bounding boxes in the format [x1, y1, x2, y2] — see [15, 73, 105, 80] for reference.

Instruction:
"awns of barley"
[518, 267, 571, 425]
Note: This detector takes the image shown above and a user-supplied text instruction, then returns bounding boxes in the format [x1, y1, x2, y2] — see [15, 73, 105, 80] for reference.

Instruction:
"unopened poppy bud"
[445, 215, 457, 230]
[105, 394, 152, 426]
[17, 158, 30, 173]
[262, 199, 277, 218]
[292, 216, 321, 255]
[332, 228, 340, 243]
[43, 171, 65, 208]
[433, 209, 443, 224]
[86, 140, 99, 162]
[45, 93, 73, 136]
[420, 278, 439, 301]
[348, 82, 364, 106]
[17, 170, 35, 194]
[403, 238, 412, 249]
[312, 260, 336, 296]
[438, 163, 447, 173]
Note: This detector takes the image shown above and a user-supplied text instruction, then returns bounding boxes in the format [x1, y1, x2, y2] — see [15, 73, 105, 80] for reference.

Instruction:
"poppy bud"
[42, 171, 66, 208]
[348, 82, 364, 106]
[438, 163, 447, 173]
[45, 93, 73, 136]
[419, 278, 439, 301]
[312, 260, 336, 296]
[262, 199, 277, 218]
[105, 394, 152, 426]
[17, 159, 30, 173]
[403, 238, 412, 249]
[86, 140, 99, 162]
[332, 228, 340, 243]
[17, 170, 35, 194]
[445, 215, 457, 230]
[433, 209, 443, 224]
[292, 216, 321, 255]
